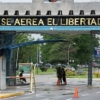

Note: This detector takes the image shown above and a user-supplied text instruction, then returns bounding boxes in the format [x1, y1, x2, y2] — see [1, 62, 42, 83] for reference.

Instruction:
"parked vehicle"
[44, 63, 52, 68]
[34, 63, 42, 67]
[55, 64, 75, 71]
[92, 62, 99, 68]
[65, 65, 75, 71]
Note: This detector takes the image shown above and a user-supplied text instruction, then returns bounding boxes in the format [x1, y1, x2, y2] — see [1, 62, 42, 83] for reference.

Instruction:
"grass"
[17, 67, 100, 78]
[16, 68, 56, 75]
[67, 75, 88, 78]
[34, 68, 56, 75]
[34, 68, 98, 78]
[67, 75, 96, 78]
[83, 67, 99, 71]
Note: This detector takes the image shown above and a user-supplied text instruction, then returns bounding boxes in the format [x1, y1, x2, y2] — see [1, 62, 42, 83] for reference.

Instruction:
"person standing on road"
[62, 67, 67, 85]
[56, 67, 63, 85]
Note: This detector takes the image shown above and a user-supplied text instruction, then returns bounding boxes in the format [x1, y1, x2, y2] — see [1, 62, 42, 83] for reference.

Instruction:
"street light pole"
[67, 45, 71, 66]
[67, 43, 75, 66]
[16, 38, 27, 69]
[36, 38, 42, 74]
[16, 47, 19, 68]
[37, 44, 39, 74]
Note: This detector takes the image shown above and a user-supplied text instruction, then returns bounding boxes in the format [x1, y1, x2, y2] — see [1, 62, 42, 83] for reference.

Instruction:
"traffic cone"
[74, 87, 78, 98]
[57, 78, 60, 86]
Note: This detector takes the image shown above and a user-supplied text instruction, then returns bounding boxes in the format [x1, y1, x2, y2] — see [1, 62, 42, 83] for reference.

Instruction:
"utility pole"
[88, 31, 93, 86]
[37, 44, 39, 74]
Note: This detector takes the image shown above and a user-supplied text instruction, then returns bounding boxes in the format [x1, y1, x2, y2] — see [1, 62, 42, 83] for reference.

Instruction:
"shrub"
[82, 71, 87, 75]
[66, 70, 87, 76]
[66, 70, 77, 76]
[93, 72, 100, 78]
[72, 71, 77, 76]
[39, 67, 48, 72]
[78, 71, 87, 76]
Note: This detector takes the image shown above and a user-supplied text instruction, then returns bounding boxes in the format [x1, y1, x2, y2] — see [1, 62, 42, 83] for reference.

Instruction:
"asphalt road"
[1, 74, 100, 100]
[1, 86, 100, 100]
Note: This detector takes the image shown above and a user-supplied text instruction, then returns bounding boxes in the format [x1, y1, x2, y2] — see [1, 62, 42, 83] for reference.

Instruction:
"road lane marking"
[16, 86, 29, 88]
[21, 97, 32, 99]
[66, 98, 72, 100]
[25, 92, 34, 95]
[82, 94, 89, 96]
[36, 93, 44, 96]
[43, 96, 63, 100]
[96, 91, 100, 93]
[66, 91, 71, 93]
[36, 93, 45, 97]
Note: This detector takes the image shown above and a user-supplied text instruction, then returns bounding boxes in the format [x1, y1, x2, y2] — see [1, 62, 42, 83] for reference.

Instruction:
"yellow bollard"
[30, 63, 36, 93]
[33, 66, 36, 92]
[30, 62, 33, 93]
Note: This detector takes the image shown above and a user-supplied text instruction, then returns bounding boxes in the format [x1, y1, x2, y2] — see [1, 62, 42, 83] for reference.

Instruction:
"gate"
[7, 61, 16, 86]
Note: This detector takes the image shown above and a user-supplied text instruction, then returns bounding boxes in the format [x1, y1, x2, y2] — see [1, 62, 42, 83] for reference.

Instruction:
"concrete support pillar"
[0, 56, 6, 90]
[3, 32, 15, 85]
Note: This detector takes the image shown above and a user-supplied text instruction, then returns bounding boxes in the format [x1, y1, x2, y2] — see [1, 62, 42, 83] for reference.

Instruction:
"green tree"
[41, 34, 99, 67]
[74, 34, 99, 64]
[12, 34, 37, 63]
[41, 34, 78, 64]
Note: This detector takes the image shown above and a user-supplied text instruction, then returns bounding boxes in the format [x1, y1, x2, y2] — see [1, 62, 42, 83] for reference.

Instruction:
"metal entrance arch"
[0, 27, 96, 87]
[1, 26, 100, 31]
[0, 11, 100, 87]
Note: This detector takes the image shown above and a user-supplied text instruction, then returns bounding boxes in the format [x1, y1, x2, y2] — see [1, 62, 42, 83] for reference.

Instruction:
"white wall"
[0, 57, 6, 90]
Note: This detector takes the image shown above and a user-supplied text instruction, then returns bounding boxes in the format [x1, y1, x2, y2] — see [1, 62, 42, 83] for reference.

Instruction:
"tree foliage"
[41, 34, 78, 64]
[74, 34, 99, 64]
[12, 34, 37, 63]
[13, 33, 99, 68]
[41, 34, 99, 66]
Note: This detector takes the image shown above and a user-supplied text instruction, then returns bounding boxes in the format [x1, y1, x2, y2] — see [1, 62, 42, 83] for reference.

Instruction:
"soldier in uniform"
[19, 70, 27, 83]
[62, 67, 67, 85]
[56, 66, 63, 85]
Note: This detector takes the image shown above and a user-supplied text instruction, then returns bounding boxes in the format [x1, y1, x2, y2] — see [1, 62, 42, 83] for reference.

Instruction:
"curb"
[0, 92, 24, 99]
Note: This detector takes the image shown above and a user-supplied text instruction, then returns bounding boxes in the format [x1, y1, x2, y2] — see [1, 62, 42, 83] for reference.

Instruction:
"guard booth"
[18, 63, 35, 82]
[18, 63, 36, 92]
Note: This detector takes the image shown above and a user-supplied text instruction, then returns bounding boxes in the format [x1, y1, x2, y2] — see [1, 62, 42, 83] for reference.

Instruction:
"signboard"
[94, 47, 100, 58]
[18, 63, 34, 74]
[1, 15, 100, 26]
[18, 63, 33, 74]
[19, 65, 31, 74]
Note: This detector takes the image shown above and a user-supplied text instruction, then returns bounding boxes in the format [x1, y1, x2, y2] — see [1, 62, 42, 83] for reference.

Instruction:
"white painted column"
[0, 56, 6, 90]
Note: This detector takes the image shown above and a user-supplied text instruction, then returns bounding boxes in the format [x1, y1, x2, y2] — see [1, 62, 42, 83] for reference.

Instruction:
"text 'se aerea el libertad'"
[1, 17, 100, 26]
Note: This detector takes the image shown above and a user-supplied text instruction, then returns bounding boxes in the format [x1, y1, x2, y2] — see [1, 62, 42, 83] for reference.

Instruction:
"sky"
[31, 34, 43, 40]
[0, 0, 92, 2]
